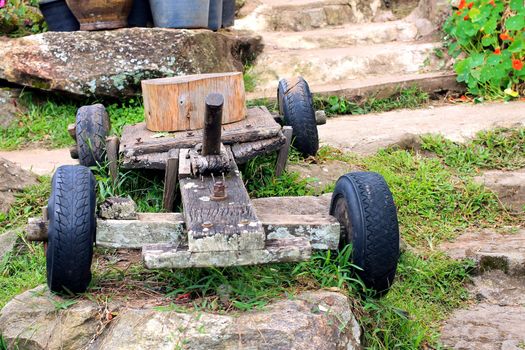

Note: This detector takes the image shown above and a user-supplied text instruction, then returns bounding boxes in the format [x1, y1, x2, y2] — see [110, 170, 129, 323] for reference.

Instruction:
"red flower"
[464, 15, 470, 20]
[456, 10, 462, 15]
[512, 59, 523, 71]
[500, 33, 514, 41]
[468, 2, 474, 8]
[494, 48, 501, 55]
[459, 0, 467, 9]
[488, 0, 496, 6]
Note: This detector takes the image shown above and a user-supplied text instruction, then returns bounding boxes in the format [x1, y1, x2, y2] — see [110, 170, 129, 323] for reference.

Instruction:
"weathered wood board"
[231, 132, 286, 165]
[120, 107, 281, 157]
[142, 72, 246, 132]
[142, 237, 311, 269]
[179, 147, 265, 252]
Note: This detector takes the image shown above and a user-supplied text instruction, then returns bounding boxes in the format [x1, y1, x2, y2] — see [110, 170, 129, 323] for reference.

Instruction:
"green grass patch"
[0, 94, 145, 150]
[422, 128, 525, 173]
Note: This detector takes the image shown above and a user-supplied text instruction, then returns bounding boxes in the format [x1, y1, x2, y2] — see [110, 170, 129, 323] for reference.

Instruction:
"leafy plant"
[444, 0, 525, 99]
[0, 0, 45, 36]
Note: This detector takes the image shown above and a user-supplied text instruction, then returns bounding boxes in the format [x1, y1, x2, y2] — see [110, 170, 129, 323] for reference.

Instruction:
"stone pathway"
[237, 0, 456, 99]
[0, 148, 76, 176]
[318, 101, 525, 154]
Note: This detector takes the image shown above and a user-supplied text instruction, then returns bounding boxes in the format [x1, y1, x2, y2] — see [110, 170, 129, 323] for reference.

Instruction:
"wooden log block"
[142, 72, 246, 132]
[190, 144, 231, 175]
[275, 126, 293, 177]
[120, 107, 281, 158]
[26, 217, 48, 242]
[163, 149, 180, 212]
[232, 132, 286, 165]
[202, 93, 224, 156]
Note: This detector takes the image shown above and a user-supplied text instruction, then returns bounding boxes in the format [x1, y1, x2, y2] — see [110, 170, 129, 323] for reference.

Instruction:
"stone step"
[439, 228, 525, 276]
[251, 41, 446, 93]
[261, 20, 421, 50]
[247, 71, 460, 101]
[235, 0, 386, 32]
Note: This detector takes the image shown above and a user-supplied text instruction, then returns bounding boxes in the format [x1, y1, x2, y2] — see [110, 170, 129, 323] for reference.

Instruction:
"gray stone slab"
[96, 213, 185, 249]
[142, 237, 311, 269]
[0, 230, 19, 262]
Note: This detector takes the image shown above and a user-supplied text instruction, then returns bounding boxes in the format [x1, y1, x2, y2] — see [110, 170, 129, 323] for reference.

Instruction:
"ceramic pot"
[208, 0, 223, 31]
[221, 0, 235, 28]
[128, 0, 153, 27]
[149, 0, 210, 29]
[39, 0, 80, 31]
[65, 0, 133, 31]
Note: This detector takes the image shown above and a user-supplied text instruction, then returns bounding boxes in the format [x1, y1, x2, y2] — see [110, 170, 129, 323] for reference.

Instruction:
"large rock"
[0, 28, 262, 98]
[474, 169, 525, 212]
[0, 287, 361, 350]
[0, 88, 26, 129]
[0, 157, 38, 214]
[441, 270, 525, 349]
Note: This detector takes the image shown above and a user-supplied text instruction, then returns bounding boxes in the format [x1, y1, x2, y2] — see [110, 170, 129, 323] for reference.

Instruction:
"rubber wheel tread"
[278, 77, 319, 157]
[47, 165, 96, 294]
[331, 172, 400, 295]
[76, 104, 110, 167]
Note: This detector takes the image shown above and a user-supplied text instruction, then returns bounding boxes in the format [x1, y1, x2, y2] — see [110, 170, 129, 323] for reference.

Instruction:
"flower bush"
[444, 0, 524, 99]
[0, 0, 45, 37]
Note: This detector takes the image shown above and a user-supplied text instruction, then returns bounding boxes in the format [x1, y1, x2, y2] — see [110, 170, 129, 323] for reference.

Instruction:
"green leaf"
[469, 53, 485, 68]
[506, 15, 524, 31]
[510, 0, 524, 12]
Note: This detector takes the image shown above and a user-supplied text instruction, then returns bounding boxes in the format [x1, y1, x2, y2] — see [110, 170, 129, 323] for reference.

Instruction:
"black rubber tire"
[47, 165, 96, 294]
[277, 77, 319, 157]
[330, 172, 400, 296]
[76, 104, 110, 167]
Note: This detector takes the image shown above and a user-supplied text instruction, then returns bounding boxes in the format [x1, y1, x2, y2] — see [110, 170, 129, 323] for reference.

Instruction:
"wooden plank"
[178, 149, 192, 178]
[121, 152, 168, 170]
[120, 107, 281, 157]
[142, 72, 246, 132]
[163, 149, 180, 212]
[179, 148, 265, 252]
[232, 132, 286, 165]
[275, 126, 293, 176]
[106, 136, 120, 184]
[142, 237, 311, 269]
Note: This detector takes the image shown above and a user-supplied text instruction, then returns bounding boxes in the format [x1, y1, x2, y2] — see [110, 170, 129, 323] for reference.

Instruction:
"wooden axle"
[202, 93, 224, 156]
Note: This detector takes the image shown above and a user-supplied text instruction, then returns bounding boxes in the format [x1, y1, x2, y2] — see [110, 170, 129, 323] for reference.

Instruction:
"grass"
[0, 93, 145, 150]
[0, 104, 523, 348]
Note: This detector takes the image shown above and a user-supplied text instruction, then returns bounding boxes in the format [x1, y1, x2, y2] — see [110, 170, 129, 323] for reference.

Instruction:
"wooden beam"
[232, 133, 286, 164]
[120, 107, 280, 158]
[106, 136, 120, 184]
[142, 72, 246, 132]
[275, 126, 293, 177]
[162, 149, 180, 212]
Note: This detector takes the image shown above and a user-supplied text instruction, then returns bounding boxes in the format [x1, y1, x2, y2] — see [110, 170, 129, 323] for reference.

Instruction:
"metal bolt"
[202, 221, 213, 228]
[212, 181, 227, 200]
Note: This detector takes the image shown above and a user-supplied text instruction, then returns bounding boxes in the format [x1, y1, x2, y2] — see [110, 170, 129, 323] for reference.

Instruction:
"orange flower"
[459, 0, 467, 9]
[500, 33, 514, 41]
[468, 2, 474, 8]
[512, 59, 523, 71]
[494, 48, 501, 55]
[456, 10, 462, 15]
[488, 0, 495, 6]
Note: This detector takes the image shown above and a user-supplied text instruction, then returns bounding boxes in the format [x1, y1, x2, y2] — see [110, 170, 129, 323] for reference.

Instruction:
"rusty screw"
[211, 181, 227, 200]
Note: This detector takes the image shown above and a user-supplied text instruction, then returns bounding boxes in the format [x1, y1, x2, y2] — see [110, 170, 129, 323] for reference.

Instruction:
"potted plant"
[150, 0, 210, 28]
[65, 0, 133, 30]
[39, 0, 79, 32]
